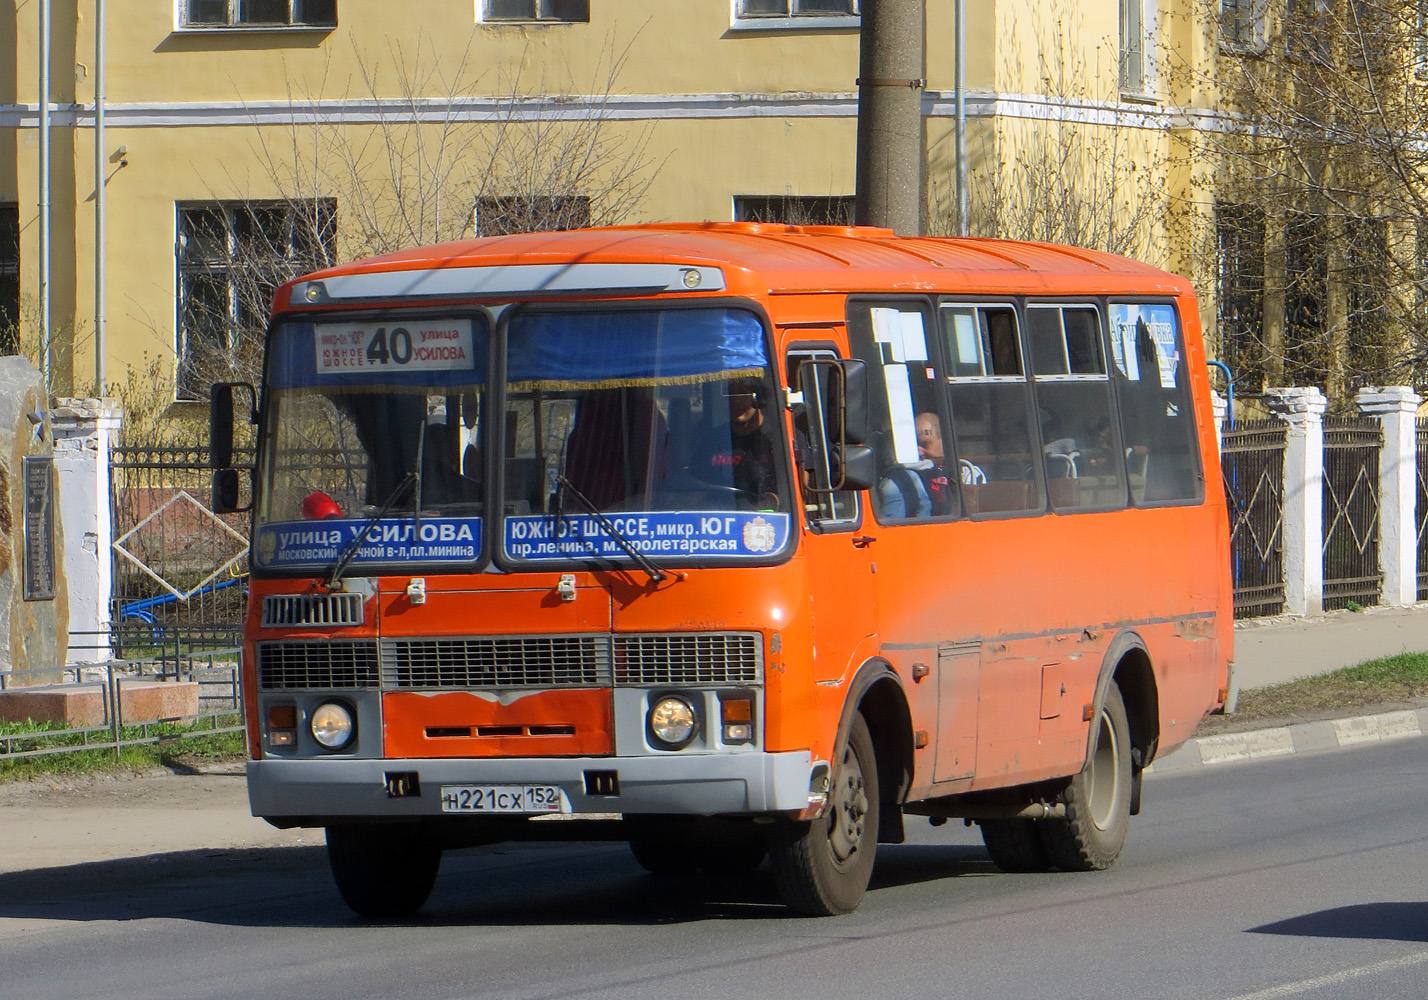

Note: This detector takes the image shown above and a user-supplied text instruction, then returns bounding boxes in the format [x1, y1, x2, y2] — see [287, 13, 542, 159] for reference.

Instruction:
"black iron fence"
[109, 444, 251, 657]
[1222, 420, 1287, 618]
[1321, 418, 1382, 611]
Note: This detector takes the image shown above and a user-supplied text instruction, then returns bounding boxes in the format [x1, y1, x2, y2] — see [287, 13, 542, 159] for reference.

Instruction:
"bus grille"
[613, 633, 762, 685]
[261, 593, 365, 628]
[255, 633, 762, 690]
[381, 636, 612, 689]
[257, 640, 380, 689]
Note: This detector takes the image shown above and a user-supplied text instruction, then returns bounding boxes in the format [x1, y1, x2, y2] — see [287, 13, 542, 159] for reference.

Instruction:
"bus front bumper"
[247, 751, 817, 823]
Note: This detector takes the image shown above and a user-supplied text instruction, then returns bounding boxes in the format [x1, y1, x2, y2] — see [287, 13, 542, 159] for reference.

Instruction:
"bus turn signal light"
[266, 704, 298, 748]
[720, 694, 754, 744]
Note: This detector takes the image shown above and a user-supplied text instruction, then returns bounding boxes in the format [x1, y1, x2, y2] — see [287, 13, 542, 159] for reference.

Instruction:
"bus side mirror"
[210, 382, 255, 470]
[833, 359, 869, 446]
[833, 444, 876, 492]
[212, 468, 251, 514]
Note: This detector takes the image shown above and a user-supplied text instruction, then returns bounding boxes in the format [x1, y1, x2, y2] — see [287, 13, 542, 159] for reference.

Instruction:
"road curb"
[1148, 707, 1428, 773]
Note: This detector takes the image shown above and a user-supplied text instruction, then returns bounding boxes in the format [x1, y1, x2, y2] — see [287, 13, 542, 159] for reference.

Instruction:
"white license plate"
[439, 784, 567, 814]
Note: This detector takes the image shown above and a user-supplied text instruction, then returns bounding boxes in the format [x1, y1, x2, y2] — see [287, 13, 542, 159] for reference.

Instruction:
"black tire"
[702, 834, 768, 873]
[628, 838, 698, 876]
[769, 714, 879, 916]
[979, 818, 1054, 872]
[1038, 684, 1133, 871]
[325, 823, 441, 919]
[629, 833, 767, 875]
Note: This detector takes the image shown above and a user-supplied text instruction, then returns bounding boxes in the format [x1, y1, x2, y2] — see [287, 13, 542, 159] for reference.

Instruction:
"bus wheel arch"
[836, 658, 914, 843]
[1093, 631, 1160, 817]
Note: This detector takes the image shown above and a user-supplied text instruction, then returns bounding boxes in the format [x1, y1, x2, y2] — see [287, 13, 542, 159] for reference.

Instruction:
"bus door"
[787, 343, 879, 685]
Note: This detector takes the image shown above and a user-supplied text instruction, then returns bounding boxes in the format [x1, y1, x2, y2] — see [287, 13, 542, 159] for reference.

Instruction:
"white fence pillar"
[52, 398, 122, 663]
[1264, 387, 1327, 617]
[1356, 386, 1421, 607]
[1210, 390, 1228, 458]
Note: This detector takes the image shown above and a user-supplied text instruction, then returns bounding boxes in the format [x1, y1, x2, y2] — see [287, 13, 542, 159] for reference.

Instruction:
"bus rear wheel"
[769, 714, 879, 916]
[325, 823, 441, 919]
[979, 819, 1054, 872]
[1038, 685, 1132, 871]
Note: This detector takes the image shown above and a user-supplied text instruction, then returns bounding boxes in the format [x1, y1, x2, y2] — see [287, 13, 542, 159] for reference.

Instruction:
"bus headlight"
[648, 696, 697, 750]
[310, 701, 356, 750]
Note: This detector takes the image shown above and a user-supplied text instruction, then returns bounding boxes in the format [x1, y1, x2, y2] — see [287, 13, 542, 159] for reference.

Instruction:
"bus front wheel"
[769, 713, 879, 916]
[325, 823, 442, 919]
[1038, 684, 1132, 871]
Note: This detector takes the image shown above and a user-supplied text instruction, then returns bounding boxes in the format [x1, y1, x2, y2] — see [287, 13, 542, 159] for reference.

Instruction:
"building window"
[0, 204, 18, 354]
[1219, 0, 1265, 51]
[1119, 0, 1151, 95]
[181, 0, 336, 28]
[734, 195, 855, 226]
[177, 200, 335, 399]
[732, 0, 859, 30]
[479, 0, 590, 22]
[1285, 0, 1332, 61]
[473, 196, 590, 237]
[1215, 203, 1266, 390]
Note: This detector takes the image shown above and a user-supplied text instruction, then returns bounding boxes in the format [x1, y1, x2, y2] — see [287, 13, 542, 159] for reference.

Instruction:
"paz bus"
[211, 222, 1232, 918]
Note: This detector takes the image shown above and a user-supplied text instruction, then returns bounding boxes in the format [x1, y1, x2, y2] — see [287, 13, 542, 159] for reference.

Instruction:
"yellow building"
[4, 1, 1229, 404]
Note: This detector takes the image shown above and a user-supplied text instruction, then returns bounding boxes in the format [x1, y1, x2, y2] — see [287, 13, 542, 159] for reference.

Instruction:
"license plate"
[439, 784, 567, 814]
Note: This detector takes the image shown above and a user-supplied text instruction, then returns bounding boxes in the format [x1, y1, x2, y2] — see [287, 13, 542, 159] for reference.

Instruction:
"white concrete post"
[1264, 387, 1327, 617]
[1355, 387, 1421, 607]
[1210, 390, 1228, 458]
[51, 398, 122, 662]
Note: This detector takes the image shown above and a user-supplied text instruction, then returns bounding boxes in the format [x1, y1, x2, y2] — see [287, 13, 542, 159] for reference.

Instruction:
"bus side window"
[843, 304, 956, 523]
[1108, 303, 1204, 505]
[1026, 304, 1127, 511]
[940, 305, 1040, 515]
[786, 346, 858, 525]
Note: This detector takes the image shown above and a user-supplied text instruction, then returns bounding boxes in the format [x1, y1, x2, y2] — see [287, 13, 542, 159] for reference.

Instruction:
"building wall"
[2, 1, 1218, 400]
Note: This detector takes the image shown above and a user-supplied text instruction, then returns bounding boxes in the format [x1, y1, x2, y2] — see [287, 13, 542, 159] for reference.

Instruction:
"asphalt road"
[3, 740, 1427, 1000]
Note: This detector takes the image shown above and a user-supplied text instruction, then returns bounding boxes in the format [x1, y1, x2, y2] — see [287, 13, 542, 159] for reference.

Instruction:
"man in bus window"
[706, 376, 779, 507]
[879, 412, 957, 518]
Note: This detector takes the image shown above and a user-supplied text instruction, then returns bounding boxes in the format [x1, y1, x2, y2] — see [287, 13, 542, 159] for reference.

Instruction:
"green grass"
[0, 715, 247, 782]
[1195, 651, 1428, 735]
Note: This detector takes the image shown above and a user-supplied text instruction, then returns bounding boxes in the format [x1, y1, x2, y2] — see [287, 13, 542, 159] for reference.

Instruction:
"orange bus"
[211, 222, 1232, 918]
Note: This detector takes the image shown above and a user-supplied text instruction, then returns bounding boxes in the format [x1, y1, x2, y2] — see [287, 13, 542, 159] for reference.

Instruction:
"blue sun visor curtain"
[505, 308, 769, 388]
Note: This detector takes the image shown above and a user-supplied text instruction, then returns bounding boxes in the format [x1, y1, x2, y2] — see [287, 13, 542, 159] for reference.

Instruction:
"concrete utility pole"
[854, 0, 926, 236]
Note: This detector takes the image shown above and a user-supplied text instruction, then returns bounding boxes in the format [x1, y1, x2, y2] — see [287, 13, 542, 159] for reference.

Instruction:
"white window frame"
[729, 0, 859, 33]
[1218, 0, 1267, 52]
[476, 0, 590, 23]
[1119, 0, 1158, 101]
[175, 0, 336, 31]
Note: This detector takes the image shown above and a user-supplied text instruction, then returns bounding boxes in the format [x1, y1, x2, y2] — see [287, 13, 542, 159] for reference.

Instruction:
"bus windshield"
[499, 306, 794, 566]
[252, 305, 794, 575]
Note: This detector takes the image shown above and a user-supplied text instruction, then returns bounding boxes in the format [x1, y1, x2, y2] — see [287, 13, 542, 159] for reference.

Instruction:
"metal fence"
[1222, 419, 1287, 618]
[1322, 418, 1382, 611]
[0, 658, 242, 763]
[109, 444, 251, 658]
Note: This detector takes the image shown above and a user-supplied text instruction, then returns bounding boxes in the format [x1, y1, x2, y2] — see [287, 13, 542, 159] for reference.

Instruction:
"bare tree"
[1181, 0, 1428, 402]
[182, 31, 660, 394]
[926, 5, 1175, 268]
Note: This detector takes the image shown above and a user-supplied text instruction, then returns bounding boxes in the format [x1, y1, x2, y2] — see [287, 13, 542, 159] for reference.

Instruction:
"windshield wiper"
[323, 473, 416, 590]
[554, 475, 667, 585]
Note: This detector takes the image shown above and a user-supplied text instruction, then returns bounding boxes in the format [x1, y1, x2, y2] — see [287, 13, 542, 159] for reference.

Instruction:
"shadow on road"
[0, 841, 996, 928]
[1250, 903, 1428, 943]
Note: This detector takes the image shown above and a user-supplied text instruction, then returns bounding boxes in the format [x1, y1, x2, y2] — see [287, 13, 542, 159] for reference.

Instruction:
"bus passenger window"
[1109, 303, 1203, 505]
[1027, 305, 1126, 510]
[844, 303, 955, 522]
[940, 305, 1040, 515]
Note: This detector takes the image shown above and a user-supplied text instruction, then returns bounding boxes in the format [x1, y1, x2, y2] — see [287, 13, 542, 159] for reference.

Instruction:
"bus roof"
[280, 223, 1192, 307]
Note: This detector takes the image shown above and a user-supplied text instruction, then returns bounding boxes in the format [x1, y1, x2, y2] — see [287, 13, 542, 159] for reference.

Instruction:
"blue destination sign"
[255, 517, 483, 569]
[504, 511, 791, 561]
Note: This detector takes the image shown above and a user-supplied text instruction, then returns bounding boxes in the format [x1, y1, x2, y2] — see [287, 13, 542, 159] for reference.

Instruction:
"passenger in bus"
[877, 412, 960, 518]
[704, 377, 779, 507]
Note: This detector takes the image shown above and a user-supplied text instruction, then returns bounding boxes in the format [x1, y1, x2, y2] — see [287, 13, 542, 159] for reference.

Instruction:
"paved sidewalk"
[1231, 602, 1428, 691]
